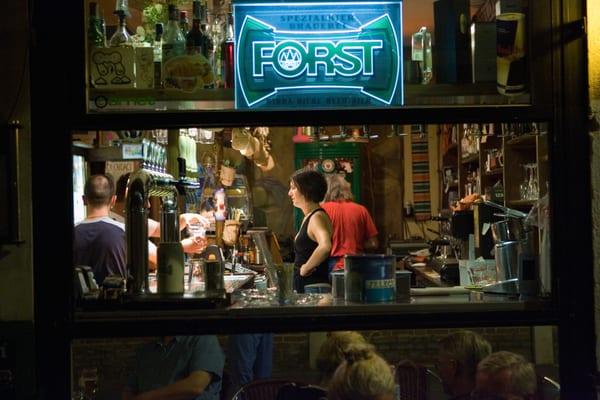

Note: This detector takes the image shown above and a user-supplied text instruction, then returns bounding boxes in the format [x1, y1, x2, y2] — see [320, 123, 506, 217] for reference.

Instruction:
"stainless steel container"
[491, 218, 526, 243]
[331, 271, 345, 299]
[494, 241, 520, 281]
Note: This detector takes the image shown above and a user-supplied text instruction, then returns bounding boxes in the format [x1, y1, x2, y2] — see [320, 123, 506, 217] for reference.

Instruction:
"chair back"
[395, 362, 428, 400]
[231, 379, 307, 400]
[276, 382, 328, 400]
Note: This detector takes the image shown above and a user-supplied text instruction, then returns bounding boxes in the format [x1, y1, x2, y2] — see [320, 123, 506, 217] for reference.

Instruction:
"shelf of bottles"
[86, 0, 235, 112]
[85, 0, 534, 113]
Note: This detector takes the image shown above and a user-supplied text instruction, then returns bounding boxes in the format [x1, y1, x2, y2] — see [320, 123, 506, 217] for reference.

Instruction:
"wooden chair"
[231, 379, 307, 400]
[395, 361, 428, 400]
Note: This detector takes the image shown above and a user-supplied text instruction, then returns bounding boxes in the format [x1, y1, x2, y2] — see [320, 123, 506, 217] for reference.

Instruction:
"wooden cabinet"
[439, 123, 548, 213]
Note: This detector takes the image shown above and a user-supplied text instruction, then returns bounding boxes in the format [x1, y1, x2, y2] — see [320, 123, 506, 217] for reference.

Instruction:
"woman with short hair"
[288, 169, 332, 293]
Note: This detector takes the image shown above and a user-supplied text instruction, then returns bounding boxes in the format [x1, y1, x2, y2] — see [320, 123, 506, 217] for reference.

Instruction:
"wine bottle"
[221, 12, 234, 88]
[154, 23, 164, 88]
[186, 0, 205, 56]
[109, 9, 132, 47]
[199, 0, 214, 60]
[163, 4, 185, 62]
[179, 10, 190, 37]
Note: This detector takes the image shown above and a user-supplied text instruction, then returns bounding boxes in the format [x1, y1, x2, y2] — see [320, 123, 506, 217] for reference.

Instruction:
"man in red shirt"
[321, 174, 379, 272]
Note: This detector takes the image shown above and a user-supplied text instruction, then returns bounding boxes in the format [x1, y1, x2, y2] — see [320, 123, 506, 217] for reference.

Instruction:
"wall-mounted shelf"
[461, 154, 479, 164]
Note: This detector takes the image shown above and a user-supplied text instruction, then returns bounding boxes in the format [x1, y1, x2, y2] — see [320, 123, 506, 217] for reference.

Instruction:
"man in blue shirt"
[123, 335, 225, 400]
[73, 174, 128, 285]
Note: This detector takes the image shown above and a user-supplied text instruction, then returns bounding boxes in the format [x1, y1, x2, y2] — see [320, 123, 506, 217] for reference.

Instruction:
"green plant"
[142, 0, 189, 27]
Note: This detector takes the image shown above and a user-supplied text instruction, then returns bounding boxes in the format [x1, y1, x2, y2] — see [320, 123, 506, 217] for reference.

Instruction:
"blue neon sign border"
[233, 0, 403, 108]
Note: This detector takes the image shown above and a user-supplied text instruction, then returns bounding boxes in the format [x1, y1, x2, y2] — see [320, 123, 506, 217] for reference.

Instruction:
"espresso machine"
[480, 200, 537, 297]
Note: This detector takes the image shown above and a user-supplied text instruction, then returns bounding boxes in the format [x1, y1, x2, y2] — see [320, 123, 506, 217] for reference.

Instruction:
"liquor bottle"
[162, 4, 185, 62]
[153, 23, 164, 88]
[186, 0, 205, 56]
[88, 2, 106, 48]
[199, 0, 214, 60]
[221, 12, 234, 88]
[109, 9, 132, 47]
[179, 10, 190, 37]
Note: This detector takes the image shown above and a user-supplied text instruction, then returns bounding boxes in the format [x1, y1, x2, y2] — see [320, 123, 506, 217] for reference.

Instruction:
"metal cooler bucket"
[344, 255, 396, 303]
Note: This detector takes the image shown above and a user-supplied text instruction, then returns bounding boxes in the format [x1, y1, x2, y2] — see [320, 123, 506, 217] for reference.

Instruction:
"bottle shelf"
[506, 134, 537, 148]
[507, 199, 537, 208]
[404, 83, 530, 106]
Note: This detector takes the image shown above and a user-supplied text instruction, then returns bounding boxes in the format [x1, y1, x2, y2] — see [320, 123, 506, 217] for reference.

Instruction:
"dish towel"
[411, 132, 431, 221]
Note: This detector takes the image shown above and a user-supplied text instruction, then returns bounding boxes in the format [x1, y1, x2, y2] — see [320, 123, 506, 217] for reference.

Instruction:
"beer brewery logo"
[235, 11, 401, 108]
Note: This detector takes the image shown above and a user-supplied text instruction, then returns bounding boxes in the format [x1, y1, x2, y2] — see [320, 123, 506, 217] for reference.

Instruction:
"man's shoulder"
[76, 217, 125, 232]
[177, 335, 220, 348]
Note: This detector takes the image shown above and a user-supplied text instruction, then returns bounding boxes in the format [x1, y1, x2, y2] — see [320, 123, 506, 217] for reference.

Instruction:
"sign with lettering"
[234, 1, 403, 109]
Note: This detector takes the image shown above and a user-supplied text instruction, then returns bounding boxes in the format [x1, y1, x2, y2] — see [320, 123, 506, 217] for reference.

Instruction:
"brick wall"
[71, 326, 540, 399]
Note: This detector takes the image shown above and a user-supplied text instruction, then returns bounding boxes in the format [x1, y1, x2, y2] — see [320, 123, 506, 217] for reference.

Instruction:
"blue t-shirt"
[73, 217, 126, 285]
[126, 336, 225, 400]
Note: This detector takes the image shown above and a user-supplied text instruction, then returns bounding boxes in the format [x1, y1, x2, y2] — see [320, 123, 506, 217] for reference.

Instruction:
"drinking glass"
[524, 163, 539, 200]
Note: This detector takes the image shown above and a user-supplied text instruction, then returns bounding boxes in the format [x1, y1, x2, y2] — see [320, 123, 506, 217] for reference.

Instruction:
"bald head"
[84, 174, 115, 208]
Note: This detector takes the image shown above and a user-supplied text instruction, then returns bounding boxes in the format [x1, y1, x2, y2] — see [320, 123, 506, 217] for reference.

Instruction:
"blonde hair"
[324, 174, 354, 202]
[438, 330, 492, 378]
[328, 343, 395, 400]
[477, 351, 537, 396]
[316, 331, 368, 386]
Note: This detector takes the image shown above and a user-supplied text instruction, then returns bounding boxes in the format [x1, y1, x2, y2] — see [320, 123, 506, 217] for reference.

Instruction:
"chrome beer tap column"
[125, 169, 152, 295]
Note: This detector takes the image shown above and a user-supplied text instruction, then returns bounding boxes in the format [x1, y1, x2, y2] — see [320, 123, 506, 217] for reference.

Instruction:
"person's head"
[289, 169, 328, 207]
[316, 331, 368, 387]
[198, 198, 215, 219]
[83, 174, 116, 209]
[437, 330, 492, 396]
[328, 343, 395, 400]
[472, 351, 537, 400]
[324, 174, 354, 202]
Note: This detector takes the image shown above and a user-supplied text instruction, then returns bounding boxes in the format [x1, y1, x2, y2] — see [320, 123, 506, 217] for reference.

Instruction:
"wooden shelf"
[461, 154, 479, 164]
[506, 134, 537, 148]
[508, 199, 537, 208]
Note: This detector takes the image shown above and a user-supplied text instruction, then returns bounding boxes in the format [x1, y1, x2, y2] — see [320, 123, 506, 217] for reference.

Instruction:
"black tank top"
[294, 208, 329, 291]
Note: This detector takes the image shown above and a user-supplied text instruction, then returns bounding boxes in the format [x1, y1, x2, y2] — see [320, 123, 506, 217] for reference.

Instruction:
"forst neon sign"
[253, 38, 383, 78]
[234, 2, 403, 109]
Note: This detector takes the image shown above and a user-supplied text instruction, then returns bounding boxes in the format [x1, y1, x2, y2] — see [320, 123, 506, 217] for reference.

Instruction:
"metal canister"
[344, 255, 396, 303]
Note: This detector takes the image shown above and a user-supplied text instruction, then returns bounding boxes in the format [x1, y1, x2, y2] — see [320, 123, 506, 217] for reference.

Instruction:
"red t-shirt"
[321, 201, 378, 271]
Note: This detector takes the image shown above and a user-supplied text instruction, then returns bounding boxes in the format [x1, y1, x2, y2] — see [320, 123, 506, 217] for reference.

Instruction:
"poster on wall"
[234, 0, 403, 109]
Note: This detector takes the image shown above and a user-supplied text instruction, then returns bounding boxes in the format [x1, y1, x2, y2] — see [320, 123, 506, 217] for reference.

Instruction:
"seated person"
[472, 351, 537, 400]
[327, 343, 395, 400]
[315, 331, 368, 388]
[436, 330, 492, 400]
[122, 335, 225, 400]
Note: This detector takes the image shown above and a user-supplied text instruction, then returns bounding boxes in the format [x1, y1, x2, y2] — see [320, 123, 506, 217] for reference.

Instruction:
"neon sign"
[234, 1, 403, 109]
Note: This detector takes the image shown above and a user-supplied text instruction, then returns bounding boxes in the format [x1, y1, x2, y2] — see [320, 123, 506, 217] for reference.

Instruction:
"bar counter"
[72, 287, 555, 337]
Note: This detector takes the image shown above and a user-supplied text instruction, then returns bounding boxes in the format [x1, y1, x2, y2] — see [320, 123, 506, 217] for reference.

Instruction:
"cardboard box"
[134, 47, 154, 89]
[89, 47, 135, 89]
[433, 0, 472, 83]
[471, 22, 497, 82]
